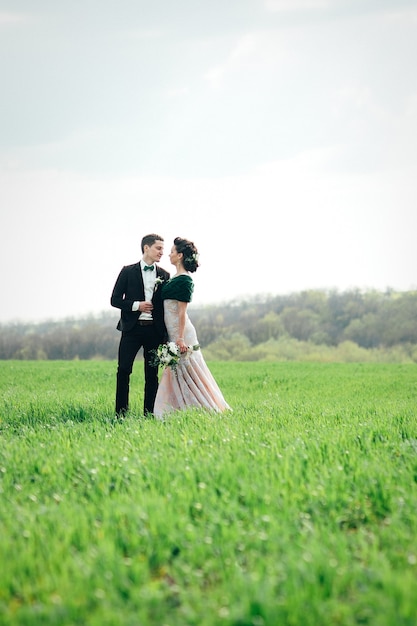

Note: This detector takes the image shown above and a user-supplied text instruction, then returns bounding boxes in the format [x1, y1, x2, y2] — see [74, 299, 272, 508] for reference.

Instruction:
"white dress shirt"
[132, 260, 156, 320]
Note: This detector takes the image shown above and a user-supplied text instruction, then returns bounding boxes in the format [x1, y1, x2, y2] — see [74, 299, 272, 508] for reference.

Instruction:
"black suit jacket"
[110, 262, 170, 338]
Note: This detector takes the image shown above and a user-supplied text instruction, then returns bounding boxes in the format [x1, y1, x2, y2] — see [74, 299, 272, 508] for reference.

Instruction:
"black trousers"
[115, 324, 160, 415]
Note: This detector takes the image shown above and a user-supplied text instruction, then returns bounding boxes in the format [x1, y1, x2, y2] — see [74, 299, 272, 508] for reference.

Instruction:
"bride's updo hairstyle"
[174, 237, 200, 273]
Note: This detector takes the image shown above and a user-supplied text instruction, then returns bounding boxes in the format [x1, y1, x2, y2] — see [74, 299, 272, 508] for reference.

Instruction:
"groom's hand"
[139, 301, 153, 313]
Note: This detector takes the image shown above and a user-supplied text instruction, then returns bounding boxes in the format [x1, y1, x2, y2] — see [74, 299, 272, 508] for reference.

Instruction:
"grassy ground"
[0, 360, 416, 625]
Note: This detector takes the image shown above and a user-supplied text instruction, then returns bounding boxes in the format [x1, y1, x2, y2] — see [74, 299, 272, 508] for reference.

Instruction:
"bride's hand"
[176, 338, 187, 353]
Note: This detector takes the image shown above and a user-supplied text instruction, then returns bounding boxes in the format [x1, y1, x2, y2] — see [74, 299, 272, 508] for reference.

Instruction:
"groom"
[111, 234, 170, 417]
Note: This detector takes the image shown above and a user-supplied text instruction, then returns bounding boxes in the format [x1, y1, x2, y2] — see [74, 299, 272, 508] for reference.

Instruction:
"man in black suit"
[111, 234, 170, 417]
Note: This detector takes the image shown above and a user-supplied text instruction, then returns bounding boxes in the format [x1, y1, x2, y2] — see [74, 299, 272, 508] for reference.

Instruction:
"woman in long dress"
[153, 237, 231, 419]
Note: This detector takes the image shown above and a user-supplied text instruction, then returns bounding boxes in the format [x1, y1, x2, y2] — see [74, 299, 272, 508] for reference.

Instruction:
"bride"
[153, 237, 231, 419]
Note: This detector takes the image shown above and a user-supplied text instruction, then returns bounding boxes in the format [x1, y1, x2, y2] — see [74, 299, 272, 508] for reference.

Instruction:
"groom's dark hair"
[141, 233, 164, 252]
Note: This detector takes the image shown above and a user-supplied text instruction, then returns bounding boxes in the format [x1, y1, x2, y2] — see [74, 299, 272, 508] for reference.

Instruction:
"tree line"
[1, 288, 417, 362]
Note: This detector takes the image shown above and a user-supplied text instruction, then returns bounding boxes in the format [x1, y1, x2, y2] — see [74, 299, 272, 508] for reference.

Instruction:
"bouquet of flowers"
[150, 342, 200, 373]
[151, 341, 180, 372]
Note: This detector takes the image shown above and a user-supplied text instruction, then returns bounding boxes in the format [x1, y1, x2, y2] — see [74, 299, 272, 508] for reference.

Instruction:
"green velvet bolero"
[161, 274, 194, 303]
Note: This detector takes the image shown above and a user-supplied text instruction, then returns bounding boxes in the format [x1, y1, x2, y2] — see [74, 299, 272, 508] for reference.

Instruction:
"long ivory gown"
[153, 297, 231, 419]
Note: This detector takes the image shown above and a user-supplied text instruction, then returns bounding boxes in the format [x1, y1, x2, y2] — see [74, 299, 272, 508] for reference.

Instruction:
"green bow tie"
[144, 265, 154, 271]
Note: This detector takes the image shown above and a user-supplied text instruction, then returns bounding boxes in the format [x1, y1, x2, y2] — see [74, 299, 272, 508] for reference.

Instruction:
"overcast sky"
[1, 0, 416, 323]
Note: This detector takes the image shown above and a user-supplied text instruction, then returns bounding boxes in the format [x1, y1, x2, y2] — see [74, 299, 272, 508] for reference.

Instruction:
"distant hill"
[1, 288, 416, 362]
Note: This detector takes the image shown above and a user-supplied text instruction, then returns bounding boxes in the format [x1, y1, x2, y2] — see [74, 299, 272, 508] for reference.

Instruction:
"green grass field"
[1, 360, 416, 626]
